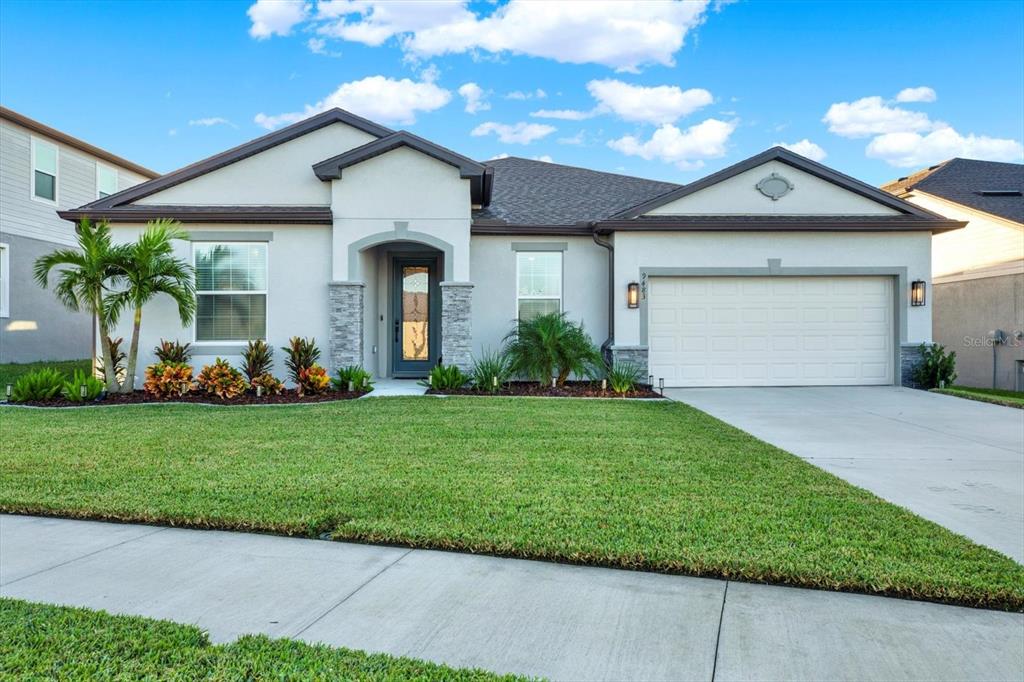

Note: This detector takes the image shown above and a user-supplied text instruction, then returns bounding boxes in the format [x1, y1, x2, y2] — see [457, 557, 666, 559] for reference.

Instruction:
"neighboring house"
[0, 106, 157, 363]
[59, 108, 962, 388]
[883, 159, 1024, 391]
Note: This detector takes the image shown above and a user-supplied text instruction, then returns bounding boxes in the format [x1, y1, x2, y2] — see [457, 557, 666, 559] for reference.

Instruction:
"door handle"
[394, 319, 399, 343]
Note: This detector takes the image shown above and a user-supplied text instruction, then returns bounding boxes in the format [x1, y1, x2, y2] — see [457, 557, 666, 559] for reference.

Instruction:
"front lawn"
[1, 398, 1021, 610]
[934, 385, 1024, 408]
[0, 359, 90, 389]
[0, 599, 522, 680]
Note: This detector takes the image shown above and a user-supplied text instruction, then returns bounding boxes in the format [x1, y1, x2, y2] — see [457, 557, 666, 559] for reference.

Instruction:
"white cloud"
[775, 139, 827, 162]
[895, 86, 937, 103]
[557, 130, 585, 145]
[532, 155, 554, 163]
[866, 127, 1024, 167]
[530, 108, 597, 121]
[188, 117, 236, 128]
[277, 1, 711, 72]
[167, 128, 177, 137]
[254, 74, 451, 129]
[307, 37, 341, 56]
[586, 79, 712, 124]
[471, 121, 557, 145]
[607, 118, 737, 169]
[490, 152, 511, 160]
[823, 96, 934, 138]
[506, 89, 547, 100]
[458, 82, 490, 114]
[248, 0, 310, 39]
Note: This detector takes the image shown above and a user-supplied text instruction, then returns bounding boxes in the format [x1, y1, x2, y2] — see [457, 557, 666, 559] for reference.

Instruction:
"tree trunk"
[120, 307, 142, 393]
[95, 294, 120, 392]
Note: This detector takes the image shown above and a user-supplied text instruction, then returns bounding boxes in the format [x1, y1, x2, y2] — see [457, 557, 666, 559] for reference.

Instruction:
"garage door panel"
[648, 276, 893, 387]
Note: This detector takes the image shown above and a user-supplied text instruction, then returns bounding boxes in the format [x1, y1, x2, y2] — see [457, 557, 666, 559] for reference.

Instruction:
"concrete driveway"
[665, 386, 1024, 563]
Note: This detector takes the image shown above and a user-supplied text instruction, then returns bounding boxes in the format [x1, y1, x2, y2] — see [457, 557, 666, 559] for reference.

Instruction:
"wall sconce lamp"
[627, 282, 640, 309]
[911, 280, 926, 307]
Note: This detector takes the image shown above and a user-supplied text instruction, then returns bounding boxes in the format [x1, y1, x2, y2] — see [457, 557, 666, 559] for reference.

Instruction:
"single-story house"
[883, 158, 1023, 391]
[60, 108, 964, 387]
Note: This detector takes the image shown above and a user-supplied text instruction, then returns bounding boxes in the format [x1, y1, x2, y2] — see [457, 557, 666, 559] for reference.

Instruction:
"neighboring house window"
[0, 242, 9, 318]
[96, 164, 118, 199]
[194, 242, 267, 342]
[516, 251, 562, 320]
[31, 138, 58, 202]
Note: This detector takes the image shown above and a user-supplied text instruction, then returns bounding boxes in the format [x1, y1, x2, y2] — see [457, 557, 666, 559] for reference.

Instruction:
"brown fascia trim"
[79, 108, 394, 211]
[611, 146, 947, 221]
[1, 105, 158, 178]
[471, 223, 594, 236]
[594, 218, 967, 234]
[58, 207, 333, 225]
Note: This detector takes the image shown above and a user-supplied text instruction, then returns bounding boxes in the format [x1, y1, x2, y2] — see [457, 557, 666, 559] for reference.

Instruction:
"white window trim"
[515, 251, 563, 321]
[96, 162, 118, 199]
[0, 243, 9, 318]
[192, 241, 269, 345]
[30, 136, 59, 205]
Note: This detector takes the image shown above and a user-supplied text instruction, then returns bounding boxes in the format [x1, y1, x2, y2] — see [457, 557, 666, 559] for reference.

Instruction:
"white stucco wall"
[470, 235, 609, 356]
[330, 147, 472, 281]
[104, 224, 331, 381]
[646, 161, 901, 216]
[137, 123, 377, 206]
[901, 191, 1023, 277]
[613, 231, 933, 346]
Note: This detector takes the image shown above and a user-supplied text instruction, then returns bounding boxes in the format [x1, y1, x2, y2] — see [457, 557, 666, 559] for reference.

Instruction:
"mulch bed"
[427, 380, 663, 399]
[7, 388, 367, 408]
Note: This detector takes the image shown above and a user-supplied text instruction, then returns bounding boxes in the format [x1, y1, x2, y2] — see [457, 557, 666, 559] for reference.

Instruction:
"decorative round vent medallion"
[756, 172, 793, 201]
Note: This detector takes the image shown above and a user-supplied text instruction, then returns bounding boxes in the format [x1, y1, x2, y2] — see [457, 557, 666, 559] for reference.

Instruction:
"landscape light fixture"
[911, 280, 926, 307]
[627, 282, 640, 309]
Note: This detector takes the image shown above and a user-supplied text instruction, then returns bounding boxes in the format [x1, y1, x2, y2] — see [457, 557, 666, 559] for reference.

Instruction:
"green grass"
[0, 598, 524, 680]
[934, 385, 1024, 408]
[0, 359, 91, 389]
[1, 398, 1022, 610]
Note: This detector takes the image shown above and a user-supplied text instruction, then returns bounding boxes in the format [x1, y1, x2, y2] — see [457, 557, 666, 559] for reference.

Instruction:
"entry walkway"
[2, 515, 1020, 681]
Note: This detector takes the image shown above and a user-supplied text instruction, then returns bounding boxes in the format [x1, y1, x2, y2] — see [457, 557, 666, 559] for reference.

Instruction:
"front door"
[391, 256, 440, 376]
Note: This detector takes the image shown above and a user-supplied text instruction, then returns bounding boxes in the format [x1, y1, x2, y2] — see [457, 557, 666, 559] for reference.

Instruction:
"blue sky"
[2, 0, 1021, 185]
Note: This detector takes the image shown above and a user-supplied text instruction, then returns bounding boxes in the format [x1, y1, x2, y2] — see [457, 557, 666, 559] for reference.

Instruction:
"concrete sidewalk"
[1, 515, 1021, 681]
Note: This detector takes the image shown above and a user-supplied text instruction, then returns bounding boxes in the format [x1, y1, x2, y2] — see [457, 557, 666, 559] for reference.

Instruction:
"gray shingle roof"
[883, 158, 1024, 223]
[474, 157, 679, 225]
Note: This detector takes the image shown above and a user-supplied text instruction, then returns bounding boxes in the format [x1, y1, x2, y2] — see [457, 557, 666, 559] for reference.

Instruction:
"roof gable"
[314, 131, 492, 205]
[83, 108, 392, 210]
[615, 147, 940, 219]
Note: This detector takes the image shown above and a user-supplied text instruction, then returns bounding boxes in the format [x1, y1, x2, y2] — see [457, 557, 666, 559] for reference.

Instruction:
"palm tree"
[106, 220, 195, 393]
[503, 312, 601, 386]
[34, 218, 128, 392]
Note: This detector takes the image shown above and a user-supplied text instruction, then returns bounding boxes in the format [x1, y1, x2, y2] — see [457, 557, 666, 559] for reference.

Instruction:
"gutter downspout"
[592, 225, 614, 361]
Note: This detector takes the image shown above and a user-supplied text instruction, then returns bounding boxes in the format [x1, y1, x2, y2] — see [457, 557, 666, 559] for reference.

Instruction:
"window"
[516, 251, 562, 320]
[96, 164, 118, 199]
[194, 242, 267, 342]
[0, 243, 9, 318]
[31, 138, 58, 202]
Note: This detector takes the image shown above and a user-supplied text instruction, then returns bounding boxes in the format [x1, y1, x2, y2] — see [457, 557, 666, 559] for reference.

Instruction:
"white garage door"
[648, 276, 893, 387]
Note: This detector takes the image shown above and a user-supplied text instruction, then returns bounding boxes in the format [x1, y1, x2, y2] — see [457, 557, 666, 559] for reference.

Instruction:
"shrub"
[95, 336, 126, 381]
[606, 361, 644, 394]
[333, 365, 374, 393]
[196, 358, 248, 399]
[153, 339, 191, 364]
[471, 349, 511, 393]
[11, 368, 65, 402]
[282, 337, 320, 384]
[250, 373, 284, 396]
[241, 339, 274, 382]
[503, 312, 601, 386]
[297, 364, 331, 395]
[144, 362, 194, 397]
[61, 369, 105, 402]
[422, 364, 469, 391]
[914, 343, 957, 389]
